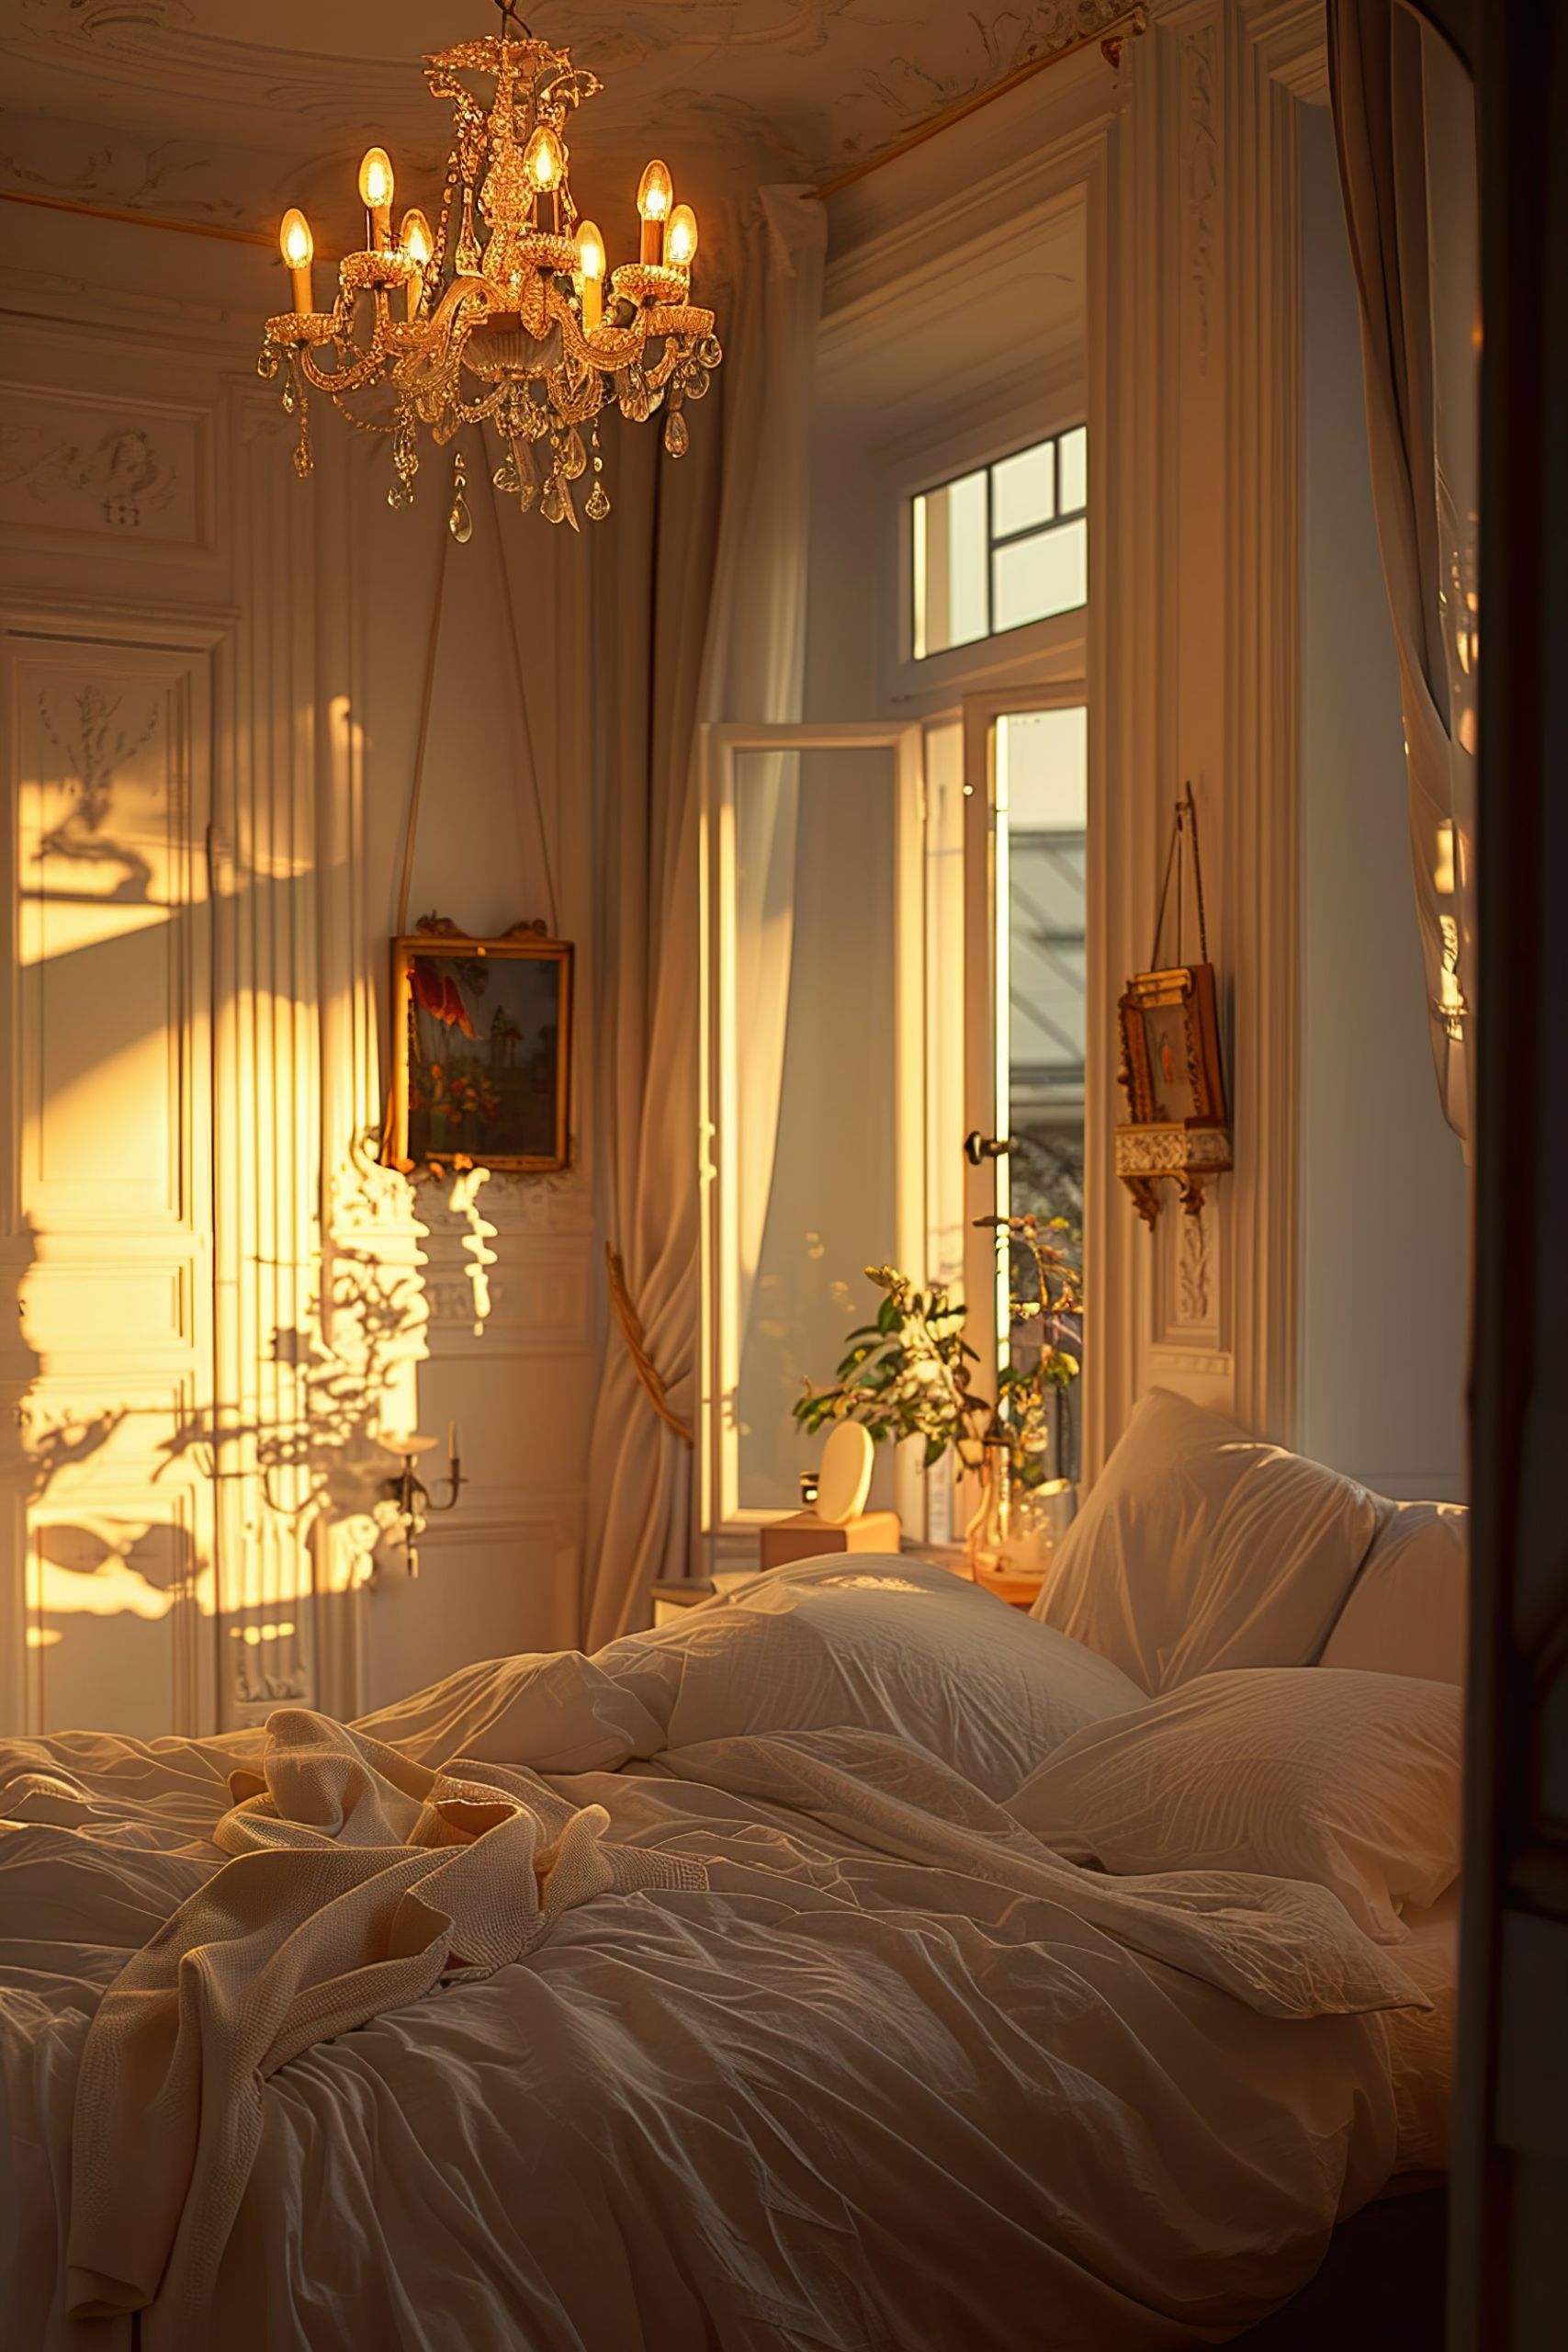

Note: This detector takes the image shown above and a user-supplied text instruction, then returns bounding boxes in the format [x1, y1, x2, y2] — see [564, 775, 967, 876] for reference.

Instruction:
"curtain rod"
[809, 5, 1148, 200]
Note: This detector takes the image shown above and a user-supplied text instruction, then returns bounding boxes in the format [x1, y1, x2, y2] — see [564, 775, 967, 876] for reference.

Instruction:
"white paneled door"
[1, 614, 220, 1738]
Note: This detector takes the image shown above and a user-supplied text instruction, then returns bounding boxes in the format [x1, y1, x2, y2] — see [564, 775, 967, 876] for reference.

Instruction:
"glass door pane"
[710, 726, 923, 1534]
[734, 745, 898, 1511]
[988, 705, 1088, 1484]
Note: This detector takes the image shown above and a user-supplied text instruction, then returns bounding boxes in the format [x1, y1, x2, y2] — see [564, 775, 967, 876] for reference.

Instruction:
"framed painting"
[1117, 964, 1227, 1128]
[389, 925, 572, 1172]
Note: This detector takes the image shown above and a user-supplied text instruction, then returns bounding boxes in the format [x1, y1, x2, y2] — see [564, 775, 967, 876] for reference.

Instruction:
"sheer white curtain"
[581, 186, 826, 1645]
[1328, 0, 1481, 1141]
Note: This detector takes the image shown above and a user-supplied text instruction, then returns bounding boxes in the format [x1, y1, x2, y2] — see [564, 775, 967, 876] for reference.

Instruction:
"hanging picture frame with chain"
[388, 917, 573, 1174]
[1114, 786, 1232, 1227]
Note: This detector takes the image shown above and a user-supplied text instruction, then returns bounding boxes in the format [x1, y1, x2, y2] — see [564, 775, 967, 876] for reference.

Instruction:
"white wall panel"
[0, 214, 601, 1730]
[2, 609, 219, 1735]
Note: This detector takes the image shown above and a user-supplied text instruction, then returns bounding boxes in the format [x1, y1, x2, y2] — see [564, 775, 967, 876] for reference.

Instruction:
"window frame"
[896, 416, 1089, 707]
[912, 425, 1089, 662]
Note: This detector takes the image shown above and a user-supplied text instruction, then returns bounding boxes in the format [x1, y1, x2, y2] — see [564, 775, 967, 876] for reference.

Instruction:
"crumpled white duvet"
[1, 1614, 1427, 2352]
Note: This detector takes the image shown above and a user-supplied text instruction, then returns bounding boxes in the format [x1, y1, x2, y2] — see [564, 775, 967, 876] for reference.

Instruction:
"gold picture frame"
[389, 921, 572, 1173]
[1115, 962, 1231, 1225]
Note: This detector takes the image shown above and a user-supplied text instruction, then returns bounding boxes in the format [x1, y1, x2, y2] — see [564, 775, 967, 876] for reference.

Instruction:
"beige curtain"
[1328, 0, 1481, 1141]
[581, 187, 826, 1645]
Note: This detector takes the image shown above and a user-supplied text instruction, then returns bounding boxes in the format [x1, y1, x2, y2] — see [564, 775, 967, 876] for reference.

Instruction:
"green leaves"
[795, 1242, 1083, 1489]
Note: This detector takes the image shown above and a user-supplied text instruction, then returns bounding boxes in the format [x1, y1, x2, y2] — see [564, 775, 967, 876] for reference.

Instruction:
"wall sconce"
[376, 1422, 463, 1577]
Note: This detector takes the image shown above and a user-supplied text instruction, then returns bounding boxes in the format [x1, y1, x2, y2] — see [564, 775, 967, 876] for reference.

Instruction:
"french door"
[961, 688, 1090, 1489]
[700, 695, 1089, 1561]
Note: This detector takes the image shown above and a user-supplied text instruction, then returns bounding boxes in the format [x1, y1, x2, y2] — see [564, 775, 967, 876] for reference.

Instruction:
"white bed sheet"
[0, 1631, 1439, 2352]
[1383, 1881, 1461, 2173]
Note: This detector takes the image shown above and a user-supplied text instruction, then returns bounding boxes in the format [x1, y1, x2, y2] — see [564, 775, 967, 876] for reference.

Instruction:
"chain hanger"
[1149, 781, 1210, 970]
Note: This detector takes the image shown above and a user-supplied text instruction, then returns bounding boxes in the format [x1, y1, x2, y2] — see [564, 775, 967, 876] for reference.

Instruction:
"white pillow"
[1005, 1666, 1462, 1941]
[1320, 1501, 1468, 1685]
[604, 1555, 1147, 1797]
[1032, 1388, 1383, 1692]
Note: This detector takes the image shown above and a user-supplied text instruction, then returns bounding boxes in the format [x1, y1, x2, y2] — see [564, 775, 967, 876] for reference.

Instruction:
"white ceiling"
[0, 1, 1128, 225]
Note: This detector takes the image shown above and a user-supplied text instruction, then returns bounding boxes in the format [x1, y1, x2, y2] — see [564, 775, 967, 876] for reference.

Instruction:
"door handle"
[964, 1132, 1012, 1165]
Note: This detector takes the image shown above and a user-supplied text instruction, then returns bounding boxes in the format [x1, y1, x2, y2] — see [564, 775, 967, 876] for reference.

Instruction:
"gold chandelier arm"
[642, 340, 683, 393]
[642, 303, 715, 337]
[299, 341, 394, 396]
[546, 285, 643, 372]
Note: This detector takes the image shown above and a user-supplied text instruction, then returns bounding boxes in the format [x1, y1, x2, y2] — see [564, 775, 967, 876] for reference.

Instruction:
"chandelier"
[258, 5, 722, 532]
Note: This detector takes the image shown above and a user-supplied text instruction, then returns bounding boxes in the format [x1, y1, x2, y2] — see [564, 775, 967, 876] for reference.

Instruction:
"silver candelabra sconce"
[376, 1421, 464, 1577]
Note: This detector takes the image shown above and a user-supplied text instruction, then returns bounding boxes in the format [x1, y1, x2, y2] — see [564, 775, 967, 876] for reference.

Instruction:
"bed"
[0, 1391, 1465, 2351]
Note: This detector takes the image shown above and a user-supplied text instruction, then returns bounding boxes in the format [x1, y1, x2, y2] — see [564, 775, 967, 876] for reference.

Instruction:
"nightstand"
[905, 1545, 1045, 1613]
[965, 1565, 1046, 1612]
[756, 1509, 903, 1572]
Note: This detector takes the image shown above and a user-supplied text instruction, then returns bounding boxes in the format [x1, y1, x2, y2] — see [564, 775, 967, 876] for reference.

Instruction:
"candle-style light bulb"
[279, 207, 314, 312]
[523, 126, 564, 192]
[574, 217, 605, 332]
[400, 206, 433, 318]
[357, 145, 395, 245]
[637, 158, 672, 263]
[664, 202, 697, 272]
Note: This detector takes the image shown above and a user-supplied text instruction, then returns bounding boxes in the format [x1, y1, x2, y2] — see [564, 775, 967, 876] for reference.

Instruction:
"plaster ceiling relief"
[0, 105, 250, 221]
[2, 0, 1135, 217]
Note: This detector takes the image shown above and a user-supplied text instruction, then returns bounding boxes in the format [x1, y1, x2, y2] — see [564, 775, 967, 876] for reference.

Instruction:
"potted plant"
[793, 1216, 1081, 1577]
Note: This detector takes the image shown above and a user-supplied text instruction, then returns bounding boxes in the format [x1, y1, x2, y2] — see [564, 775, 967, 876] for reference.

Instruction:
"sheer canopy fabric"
[581, 187, 826, 1644]
[1327, 0, 1480, 1141]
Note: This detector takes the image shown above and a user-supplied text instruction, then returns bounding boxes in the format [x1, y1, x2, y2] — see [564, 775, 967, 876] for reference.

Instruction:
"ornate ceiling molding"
[3, 1, 1142, 188]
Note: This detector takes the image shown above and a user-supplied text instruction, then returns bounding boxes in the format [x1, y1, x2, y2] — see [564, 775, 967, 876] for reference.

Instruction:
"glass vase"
[964, 1456, 1074, 1579]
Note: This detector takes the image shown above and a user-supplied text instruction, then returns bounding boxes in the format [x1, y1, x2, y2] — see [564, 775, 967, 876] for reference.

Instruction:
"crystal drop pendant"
[663, 409, 689, 458]
[448, 492, 473, 543]
[281, 380, 298, 416]
[585, 479, 610, 521]
[540, 478, 564, 525]
[492, 452, 520, 494]
[563, 428, 587, 481]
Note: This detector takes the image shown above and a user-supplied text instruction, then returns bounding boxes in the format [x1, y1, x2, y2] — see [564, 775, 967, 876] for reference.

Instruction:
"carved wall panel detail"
[0, 385, 209, 548]
[1177, 1210, 1213, 1325]
[1182, 22, 1219, 378]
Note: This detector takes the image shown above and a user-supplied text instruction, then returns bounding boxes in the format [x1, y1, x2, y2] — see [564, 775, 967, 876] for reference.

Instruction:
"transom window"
[911, 426, 1088, 660]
